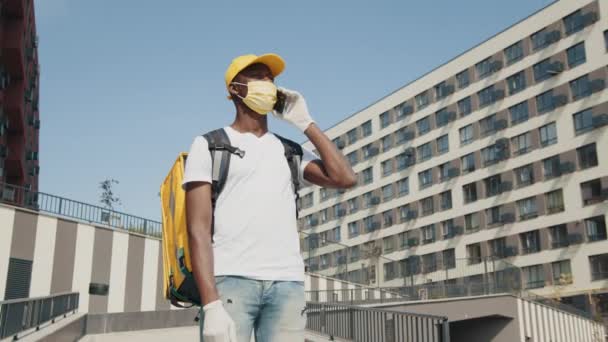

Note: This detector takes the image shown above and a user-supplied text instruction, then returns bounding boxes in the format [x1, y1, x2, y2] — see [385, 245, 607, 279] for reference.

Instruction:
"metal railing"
[306, 289, 407, 306]
[0, 182, 162, 238]
[0, 292, 79, 339]
[306, 301, 450, 342]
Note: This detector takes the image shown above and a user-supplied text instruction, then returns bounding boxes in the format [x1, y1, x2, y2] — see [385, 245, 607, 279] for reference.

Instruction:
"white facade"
[300, 0, 608, 314]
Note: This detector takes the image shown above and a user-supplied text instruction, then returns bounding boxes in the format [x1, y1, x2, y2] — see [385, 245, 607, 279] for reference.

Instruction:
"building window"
[550, 225, 569, 249]
[580, 179, 602, 206]
[436, 108, 454, 127]
[465, 213, 480, 233]
[478, 85, 499, 107]
[422, 228, 435, 247]
[361, 120, 372, 137]
[361, 167, 374, 184]
[511, 132, 531, 155]
[440, 191, 452, 210]
[509, 101, 529, 125]
[479, 113, 497, 136]
[459, 124, 474, 146]
[320, 208, 328, 223]
[397, 102, 413, 120]
[417, 142, 432, 162]
[484, 175, 502, 197]
[539, 122, 557, 147]
[535, 89, 554, 114]
[461, 153, 476, 174]
[524, 264, 545, 289]
[435, 81, 453, 100]
[396, 151, 413, 170]
[570, 75, 591, 100]
[507, 71, 526, 95]
[531, 28, 559, 50]
[348, 222, 359, 238]
[415, 91, 430, 110]
[514, 164, 534, 187]
[362, 143, 376, 160]
[481, 145, 500, 166]
[418, 169, 432, 189]
[347, 151, 358, 166]
[463, 182, 478, 204]
[467, 243, 482, 264]
[349, 245, 360, 262]
[458, 96, 472, 117]
[487, 206, 501, 226]
[348, 198, 359, 213]
[416, 117, 431, 136]
[504, 41, 524, 64]
[476, 57, 492, 79]
[589, 253, 608, 281]
[533, 58, 555, 82]
[320, 188, 329, 201]
[395, 127, 413, 145]
[457, 69, 470, 89]
[381, 159, 393, 177]
[383, 210, 393, 227]
[384, 261, 397, 280]
[521, 230, 541, 254]
[436, 134, 449, 155]
[380, 112, 391, 129]
[577, 143, 598, 169]
[543, 155, 561, 179]
[347, 128, 358, 145]
[517, 197, 538, 220]
[364, 215, 378, 233]
[363, 192, 374, 208]
[421, 197, 434, 216]
[381, 135, 393, 152]
[563, 10, 585, 35]
[301, 193, 314, 209]
[567, 42, 586, 68]
[397, 178, 409, 196]
[438, 162, 450, 182]
[605, 30, 608, 51]
[546, 189, 565, 214]
[585, 216, 607, 242]
[443, 249, 456, 269]
[333, 204, 344, 218]
[382, 184, 394, 201]
[382, 236, 395, 256]
[573, 108, 593, 134]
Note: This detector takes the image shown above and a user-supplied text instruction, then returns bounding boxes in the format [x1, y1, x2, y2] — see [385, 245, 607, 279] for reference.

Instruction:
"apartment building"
[299, 0, 608, 318]
[0, 0, 41, 197]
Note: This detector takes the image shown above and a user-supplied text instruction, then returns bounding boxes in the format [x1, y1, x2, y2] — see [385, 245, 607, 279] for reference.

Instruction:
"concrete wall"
[0, 205, 170, 313]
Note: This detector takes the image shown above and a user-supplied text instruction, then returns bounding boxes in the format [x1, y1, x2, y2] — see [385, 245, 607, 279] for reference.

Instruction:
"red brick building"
[0, 0, 40, 194]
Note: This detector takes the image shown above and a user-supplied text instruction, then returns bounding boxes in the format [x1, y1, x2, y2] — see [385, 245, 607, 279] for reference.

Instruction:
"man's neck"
[231, 104, 269, 137]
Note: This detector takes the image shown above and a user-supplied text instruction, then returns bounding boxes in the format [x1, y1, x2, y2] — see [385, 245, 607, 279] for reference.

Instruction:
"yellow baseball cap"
[224, 53, 285, 90]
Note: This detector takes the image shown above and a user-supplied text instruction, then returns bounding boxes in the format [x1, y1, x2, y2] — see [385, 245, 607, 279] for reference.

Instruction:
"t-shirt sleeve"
[299, 146, 320, 187]
[182, 136, 212, 190]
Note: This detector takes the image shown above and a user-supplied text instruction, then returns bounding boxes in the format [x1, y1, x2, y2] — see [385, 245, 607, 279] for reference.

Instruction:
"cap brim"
[249, 53, 285, 79]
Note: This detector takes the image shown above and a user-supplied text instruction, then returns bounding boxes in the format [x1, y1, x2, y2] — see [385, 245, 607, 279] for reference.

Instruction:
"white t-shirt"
[182, 126, 318, 281]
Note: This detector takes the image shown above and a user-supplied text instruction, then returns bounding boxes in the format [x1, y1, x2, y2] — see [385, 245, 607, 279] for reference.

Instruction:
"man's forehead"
[239, 63, 273, 78]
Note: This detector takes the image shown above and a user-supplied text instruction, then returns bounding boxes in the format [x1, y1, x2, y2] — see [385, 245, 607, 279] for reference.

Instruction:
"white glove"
[202, 300, 237, 342]
[272, 87, 315, 132]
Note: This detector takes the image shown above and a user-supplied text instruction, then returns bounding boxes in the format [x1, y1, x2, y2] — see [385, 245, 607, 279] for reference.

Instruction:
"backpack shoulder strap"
[202, 128, 233, 202]
[202, 128, 245, 238]
[274, 134, 304, 218]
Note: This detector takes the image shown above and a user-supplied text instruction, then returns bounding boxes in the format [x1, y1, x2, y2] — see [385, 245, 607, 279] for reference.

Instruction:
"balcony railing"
[0, 292, 79, 340]
[306, 302, 449, 342]
[0, 182, 162, 238]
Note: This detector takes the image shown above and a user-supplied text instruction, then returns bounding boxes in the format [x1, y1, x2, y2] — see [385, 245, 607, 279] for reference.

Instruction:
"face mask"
[231, 80, 277, 115]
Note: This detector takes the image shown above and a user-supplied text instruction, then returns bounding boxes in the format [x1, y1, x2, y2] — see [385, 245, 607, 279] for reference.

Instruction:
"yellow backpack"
[160, 129, 303, 307]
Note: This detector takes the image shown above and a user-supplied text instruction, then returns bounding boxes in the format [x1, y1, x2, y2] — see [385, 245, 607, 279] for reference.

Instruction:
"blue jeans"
[199, 276, 306, 342]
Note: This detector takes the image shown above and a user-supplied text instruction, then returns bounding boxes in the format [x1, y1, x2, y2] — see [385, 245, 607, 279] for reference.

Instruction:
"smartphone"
[274, 89, 287, 114]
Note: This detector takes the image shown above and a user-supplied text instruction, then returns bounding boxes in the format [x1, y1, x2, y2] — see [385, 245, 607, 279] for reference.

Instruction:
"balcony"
[525, 280, 545, 289]
[2, 19, 26, 81]
[5, 135, 25, 179]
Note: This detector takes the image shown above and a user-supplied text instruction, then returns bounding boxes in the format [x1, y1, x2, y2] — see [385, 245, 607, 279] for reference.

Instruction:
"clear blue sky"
[35, 0, 554, 221]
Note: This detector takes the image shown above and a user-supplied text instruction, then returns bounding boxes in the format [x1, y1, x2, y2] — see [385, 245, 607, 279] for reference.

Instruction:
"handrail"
[0, 292, 79, 339]
[306, 301, 450, 342]
[0, 182, 162, 238]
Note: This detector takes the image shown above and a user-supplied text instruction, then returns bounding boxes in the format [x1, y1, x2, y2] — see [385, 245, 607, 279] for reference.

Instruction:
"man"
[182, 53, 356, 342]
